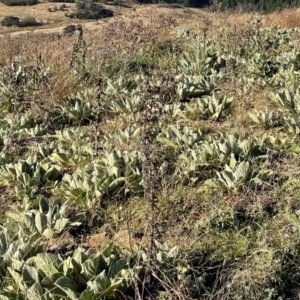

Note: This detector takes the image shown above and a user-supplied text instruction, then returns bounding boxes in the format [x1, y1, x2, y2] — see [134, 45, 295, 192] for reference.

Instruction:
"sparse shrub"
[59, 3, 67, 10]
[1, 15, 19, 27]
[113, 0, 121, 5]
[63, 24, 77, 36]
[67, 8, 113, 19]
[48, 6, 57, 12]
[67, 0, 113, 19]
[1, 15, 41, 28]
[136, 0, 153, 3]
[18, 17, 41, 27]
[109, 0, 131, 6]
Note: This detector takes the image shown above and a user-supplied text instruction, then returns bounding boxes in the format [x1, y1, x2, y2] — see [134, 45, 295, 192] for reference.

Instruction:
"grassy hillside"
[0, 1, 131, 34]
[2, 6, 300, 300]
[0, 2, 76, 26]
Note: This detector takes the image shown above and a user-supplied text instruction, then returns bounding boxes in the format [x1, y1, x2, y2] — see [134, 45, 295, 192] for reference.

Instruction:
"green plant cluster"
[1, 16, 41, 28]
[3, 15, 300, 299]
[66, 0, 113, 20]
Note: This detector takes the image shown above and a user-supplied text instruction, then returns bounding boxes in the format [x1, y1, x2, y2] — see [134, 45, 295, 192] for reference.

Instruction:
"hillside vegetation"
[2, 5, 300, 300]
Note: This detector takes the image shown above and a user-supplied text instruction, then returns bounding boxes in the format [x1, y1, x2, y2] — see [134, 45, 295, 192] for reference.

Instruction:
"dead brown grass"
[264, 8, 300, 27]
[202, 9, 300, 29]
[209, 11, 254, 27]
[185, 7, 300, 29]
[220, 8, 300, 28]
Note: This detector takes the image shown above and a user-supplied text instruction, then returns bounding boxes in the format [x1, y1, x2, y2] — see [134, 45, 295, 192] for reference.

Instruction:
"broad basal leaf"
[26, 282, 44, 300]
